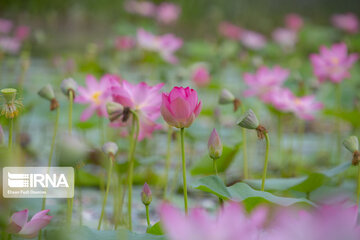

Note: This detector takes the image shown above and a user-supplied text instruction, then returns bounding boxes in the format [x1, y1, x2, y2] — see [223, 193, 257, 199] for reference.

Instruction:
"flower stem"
[8, 118, 13, 150]
[241, 104, 248, 179]
[127, 112, 140, 231]
[98, 155, 114, 230]
[163, 126, 172, 199]
[213, 159, 218, 176]
[180, 128, 188, 214]
[277, 113, 282, 164]
[357, 165, 360, 205]
[145, 205, 150, 227]
[67, 90, 74, 226]
[336, 84, 342, 164]
[261, 133, 270, 191]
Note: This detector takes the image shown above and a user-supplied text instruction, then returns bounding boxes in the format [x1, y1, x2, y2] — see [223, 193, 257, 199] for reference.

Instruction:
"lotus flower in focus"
[7, 209, 52, 239]
[310, 42, 358, 83]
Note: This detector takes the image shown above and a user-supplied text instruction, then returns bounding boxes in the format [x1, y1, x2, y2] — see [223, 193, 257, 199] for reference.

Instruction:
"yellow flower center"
[294, 98, 302, 106]
[92, 91, 102, 104]
[330, 57, 339, 65]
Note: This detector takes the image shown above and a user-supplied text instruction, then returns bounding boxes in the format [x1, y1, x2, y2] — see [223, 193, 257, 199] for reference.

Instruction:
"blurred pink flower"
[75, 74, 120, 121]
[156, 3, 181, 25]
[218, 22, 243, 40]
[266, 202, 360, 240]
[243, 66, 289, 103]
[137, 29, 183, 64]
[0, 18, 13, 34]
[310, 42, 358, 83]
[332, 13, 359, 34]
[111, 80, 164, 141]
[115, 36, 135, 50]
[159, 202, 267, 240]
[15, 25, 30, 41]
[272, 28, 297, 49]
[191, 65, 210, 87]
[124, 0, 156, 17]
[0, 37, 21, 54]
[270, 88, 323, 120]
[161, 86, 202, 128]
[7, 209, 52, 239]
[240, 30, 267, 50]
[285, 13, 304, 32]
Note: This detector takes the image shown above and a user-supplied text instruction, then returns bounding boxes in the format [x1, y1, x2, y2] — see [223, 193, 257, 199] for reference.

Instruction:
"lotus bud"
[208, 128, 223, 160]
[106, 102, 124, 122]
[141, 182, 152, 206]
[343, 136, 359, 153]
[38, 84, 59, 110]
[237, 109, 259, 129]
[60, 78, 78, 97]
[343, 136, 360, 165]
[219, 89, 235, 105]
[102, 142, 118, 157]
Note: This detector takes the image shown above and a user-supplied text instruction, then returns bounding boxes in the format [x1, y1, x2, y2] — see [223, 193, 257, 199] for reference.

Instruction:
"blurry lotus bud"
[60, 78, 77, 97]
[106, 102, 124, 122]
[57, 133, 89, 167]
[219, 89, 235, 104]
[0, 125, 4, 145]
[208, 128, 223, 160]
[237, 109, 259, 129]
[141, 182, 152, 206]
[343, 136, 359, 153]
[38, 84, 59, 110]
[102, 142, 118, 157]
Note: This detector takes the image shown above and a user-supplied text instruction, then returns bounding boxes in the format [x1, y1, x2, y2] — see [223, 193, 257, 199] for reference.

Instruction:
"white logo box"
[3, 167, 74, 198]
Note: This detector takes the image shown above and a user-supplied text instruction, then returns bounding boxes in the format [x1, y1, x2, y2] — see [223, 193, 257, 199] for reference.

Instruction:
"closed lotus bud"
[141, 182, 152, 206]
[106, 102, 124, 122]
[61, 78, 78, 97]
[219, 89, 235, 104]
[208, 128, 223, 159]
[343, 136, 359, 153]
[102, 142, 118, 157]
[38, 84, 55, 101]
[237, 109, 259, 129]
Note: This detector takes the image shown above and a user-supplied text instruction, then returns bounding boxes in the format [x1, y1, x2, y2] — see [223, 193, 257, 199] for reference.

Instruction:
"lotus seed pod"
[38, 84, 55, 101]
[208, 128, 223, 159]
[102, 142, 118, 156]
[219, 89, 235, 104]
[141, 182, 152, 206]
[237, 109, 259, 130]
[106, 102, 124, 122]
[343, 136, 359, 153]
[1, 88, 17, 103]
[61, 78, 78, 97]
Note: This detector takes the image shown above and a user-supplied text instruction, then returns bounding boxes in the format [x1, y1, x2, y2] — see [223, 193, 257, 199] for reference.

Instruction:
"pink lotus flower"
[191, 65, 210, 87]
[0, 37, 21, 54]
[124, 0, 156, 17]
[332, 13, 359, 34]
[270, 88, 323, 120]
[159, 202, 267, 240]
[310, 42, 358, 83]
[156, 3, 181, 25]
[243, 66, 289, 103]
[137, 29, 183, 64]
[285, 13, 304, 32]
[0, 18, 13, 34]
[240, 30, 267, 50]
[15, 25, 30, 41]
[218, 22, 243, 40]
[161, 86, 202, 129]
[266, 202, 360, 240]
[272, 28, 297, 49]
[111, 80, 164, 141]
[7, 209, 52, 239]
[75, 74, 121, 121]
[115, 36, 135, 50]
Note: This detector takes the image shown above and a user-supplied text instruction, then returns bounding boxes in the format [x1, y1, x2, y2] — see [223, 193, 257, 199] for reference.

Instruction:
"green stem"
[357, 165, 360, 205]
[180, 128, 188, 214]
[213, 159, 218, 176]
[67, 91, 74, 226]
[127, 112, 140, 231]
[277, 113, 282, 164]
[261, 133, 270, 191]
[99, 117, 105, 145]
[145, 205, 150, 227]
[163, 126, 172, 199]
[336, 84, 342, 164]
[98, 155, 114, 230]
[8, 118, 13, 150]
[241, 104, 248, 179]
